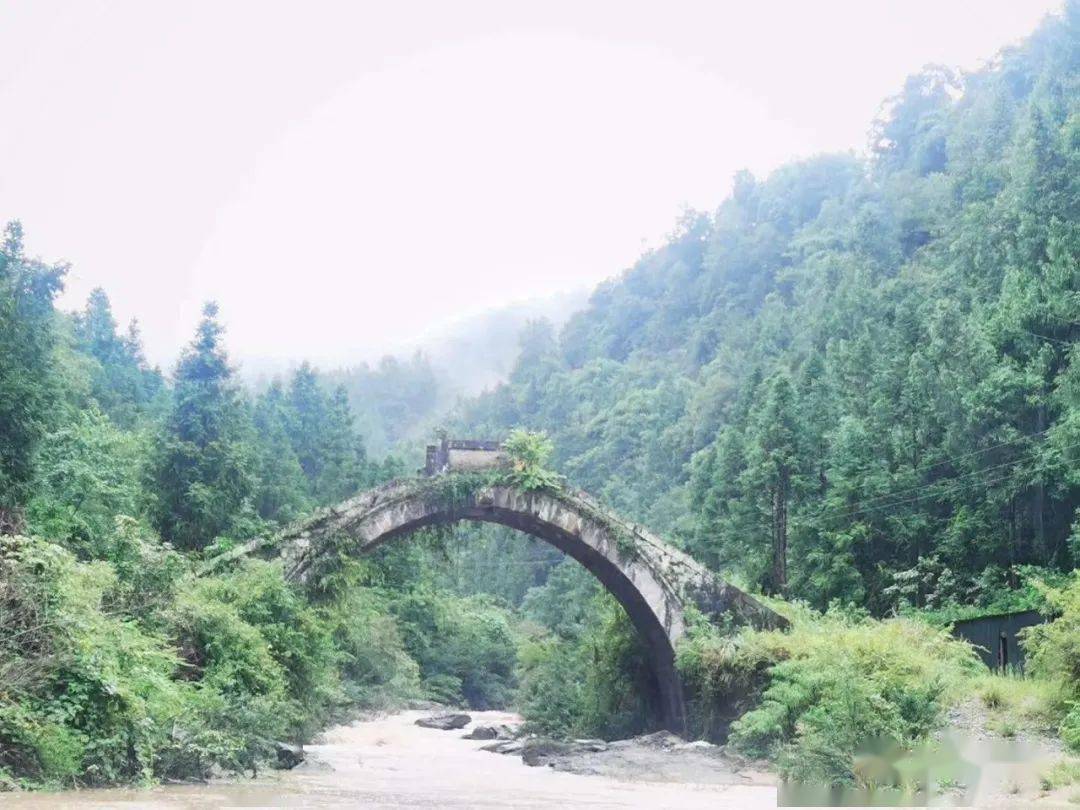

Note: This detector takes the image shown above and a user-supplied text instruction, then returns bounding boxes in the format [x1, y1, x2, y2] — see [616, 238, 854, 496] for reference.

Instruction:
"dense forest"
[2, 1, 1080, 793]
[455, 6, 1080, 614]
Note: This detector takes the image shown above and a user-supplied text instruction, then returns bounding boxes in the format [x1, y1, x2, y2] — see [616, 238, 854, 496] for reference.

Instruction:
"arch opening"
[352, 502, 685, 732]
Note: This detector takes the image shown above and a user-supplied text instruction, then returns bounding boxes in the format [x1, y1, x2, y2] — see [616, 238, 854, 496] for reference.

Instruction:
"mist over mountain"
[292, 287, 591, 456]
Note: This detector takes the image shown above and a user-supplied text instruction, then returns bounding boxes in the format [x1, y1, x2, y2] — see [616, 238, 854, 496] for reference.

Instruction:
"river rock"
[274, 741, 306, 769]
[480, 739, 524, 755]
[463, 723, 516, 740]
[674, 740, 717, 752]
[522, 738, 578, 766]
[572, 738, 608, 753]
[634, 730, 686, 750]
[415, 712, 471, 730]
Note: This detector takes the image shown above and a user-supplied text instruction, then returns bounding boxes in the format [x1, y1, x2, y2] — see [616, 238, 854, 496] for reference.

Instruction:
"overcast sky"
[0, 0, 1063, 369]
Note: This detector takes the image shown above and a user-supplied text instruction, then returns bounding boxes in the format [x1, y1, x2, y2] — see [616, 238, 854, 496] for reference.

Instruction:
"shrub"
[390, 588, 517, 709]
[169, 559, 342, 751]
[517, 591, 659, 740]
[502, 429, 563, 492]
[0, 535, 196, 786]
[1024, 572, 1080, 685]
[1062, 704, 1080, 751]
[678, 604, 979, 785]
[326, 587, 420, 709]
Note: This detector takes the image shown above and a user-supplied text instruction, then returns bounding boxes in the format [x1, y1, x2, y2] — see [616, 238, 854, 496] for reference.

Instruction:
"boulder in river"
[521, 737, 585, 767]
[274, 741, 305, 769]
[415, 712, 471, 730]
[463, 723, 516, 740]
[480, 739, 524, 755]
[633, 730, 686, 750]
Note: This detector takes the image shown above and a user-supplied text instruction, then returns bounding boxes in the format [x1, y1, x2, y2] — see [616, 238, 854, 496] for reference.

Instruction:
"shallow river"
[1, 711, 777, 809]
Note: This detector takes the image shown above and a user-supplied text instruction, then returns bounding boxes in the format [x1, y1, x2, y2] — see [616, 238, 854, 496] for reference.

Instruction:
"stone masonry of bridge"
[217, 477, 787, 732]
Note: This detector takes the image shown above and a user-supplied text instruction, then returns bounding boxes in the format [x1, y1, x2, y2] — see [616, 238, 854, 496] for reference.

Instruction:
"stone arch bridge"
[213, 476, 786, 732]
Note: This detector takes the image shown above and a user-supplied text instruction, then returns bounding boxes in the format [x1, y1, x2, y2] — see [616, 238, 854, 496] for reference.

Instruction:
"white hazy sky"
[0, 0, 1063, 369]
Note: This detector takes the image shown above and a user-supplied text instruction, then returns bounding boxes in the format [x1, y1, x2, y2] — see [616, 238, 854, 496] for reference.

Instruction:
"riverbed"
[1, 711, 777, 808]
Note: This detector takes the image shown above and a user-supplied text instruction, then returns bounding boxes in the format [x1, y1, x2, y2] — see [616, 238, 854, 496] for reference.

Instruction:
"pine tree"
[74, 288, 162, 425]
[746, 373, 802, 595]
[149, 302, 256, 550]
[316, 384, 367, 502]
[253, 380, 311, 522]
[287, 362, 330, 490]
[0, 221, 66, 527]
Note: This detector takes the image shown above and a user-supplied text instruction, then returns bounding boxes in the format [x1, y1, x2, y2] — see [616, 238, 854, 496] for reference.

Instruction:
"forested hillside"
[456, 5, 1080, 614]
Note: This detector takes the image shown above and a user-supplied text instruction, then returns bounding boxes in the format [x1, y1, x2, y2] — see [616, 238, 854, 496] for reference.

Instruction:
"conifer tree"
[149, 302, 256, 550]
[0, 221, 66, 526]
[253, 380, 311, 522]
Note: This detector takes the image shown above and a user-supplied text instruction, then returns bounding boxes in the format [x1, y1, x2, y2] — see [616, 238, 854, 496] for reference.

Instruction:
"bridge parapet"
[424, 437, 509, 476]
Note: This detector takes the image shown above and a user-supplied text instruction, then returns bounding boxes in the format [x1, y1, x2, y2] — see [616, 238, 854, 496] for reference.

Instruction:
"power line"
[1012, 327, 1076, 347]
[817, 439, 1080, 523]
[812, 427, 1055, 517]
[821, 468, 1027, 523]
[819, 431, 1053, 514]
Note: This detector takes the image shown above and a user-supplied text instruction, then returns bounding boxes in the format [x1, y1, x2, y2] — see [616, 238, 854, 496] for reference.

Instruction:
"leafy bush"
[390, 588, 517, 709]
[1061, 705, 1080, 752]
[0, 535, 194, 786]
[502, 429, 563, 492]
[1025, 573, 1080, 686]
[169, 559, 342, 753]
[678, 604, 980, 785]
[517, 583, 659, 740]
[326, 586, 420, 709]
[1024, 572, 1080, 750]
[0, 533, 429, 788]
[24, 407, 149, 557]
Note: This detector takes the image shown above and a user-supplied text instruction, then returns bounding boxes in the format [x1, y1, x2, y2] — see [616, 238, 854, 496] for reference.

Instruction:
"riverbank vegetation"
[3, 0, 1080, 794]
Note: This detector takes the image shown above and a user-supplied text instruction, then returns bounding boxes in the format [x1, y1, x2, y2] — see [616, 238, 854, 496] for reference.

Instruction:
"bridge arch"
[222, 478, 785, 732]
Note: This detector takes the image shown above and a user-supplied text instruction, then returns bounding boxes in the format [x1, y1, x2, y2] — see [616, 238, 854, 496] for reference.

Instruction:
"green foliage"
[1063, 705, 1080, 752]
[324, 353, 440, 457]
[1022, 571, 1080, 750]
[327, 584, 421, 708]
[516, 564, 660, 739]
[24, 406, 148, 556]
[72, 288, 164, 427]
[0, 535, 194, 786]
[149, 303, 258, 551]
[1039, 757, 1080, 791]
[502, 428, 564, 492]
[678, 606, 979, 785]
[1025, 573, 1080, 686]
[454, 5, 1080, 613]
[0, 221, 66, 521]
[389, 588, 517, 709]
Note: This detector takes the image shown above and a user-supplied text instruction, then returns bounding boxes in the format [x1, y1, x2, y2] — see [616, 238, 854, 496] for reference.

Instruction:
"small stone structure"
[218, 473, 786, 733]
[424, 437, 508, 476]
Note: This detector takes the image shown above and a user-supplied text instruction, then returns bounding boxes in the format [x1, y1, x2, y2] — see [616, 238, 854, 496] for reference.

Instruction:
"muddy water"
[1, 711, 777, 809]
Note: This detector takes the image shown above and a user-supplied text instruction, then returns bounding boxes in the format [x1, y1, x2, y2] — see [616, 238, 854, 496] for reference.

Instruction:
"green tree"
[149, 302, 256, 550]
[745, 373, 803, 594]
[0, 221, 66, 527]
[73, 288, 163, 426]
[252, 381, 310, 523]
